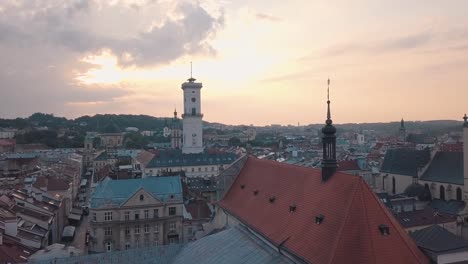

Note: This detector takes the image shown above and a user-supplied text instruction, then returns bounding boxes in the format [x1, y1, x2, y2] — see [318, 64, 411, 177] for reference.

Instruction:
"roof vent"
[378, 224, 390, 236]
[315, 214, 325, 225]
[269, 196, 276, 203]
[253, 190, 259, 196]
[240, 184, 245, 189]
[289, 204, 297, 213]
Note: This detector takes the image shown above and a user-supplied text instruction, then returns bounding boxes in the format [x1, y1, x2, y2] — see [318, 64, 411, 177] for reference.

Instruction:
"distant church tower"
[321, 79, 337, 181]
[399, 118, 406, 142]
[171, 109, 182, 149]
[181, 66, 204, 154]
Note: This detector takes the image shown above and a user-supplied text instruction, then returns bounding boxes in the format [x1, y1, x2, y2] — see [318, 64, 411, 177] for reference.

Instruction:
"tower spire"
[464, 114, 468, 127]
[188, 62, 196, 82]
[321, 78, 337, 182]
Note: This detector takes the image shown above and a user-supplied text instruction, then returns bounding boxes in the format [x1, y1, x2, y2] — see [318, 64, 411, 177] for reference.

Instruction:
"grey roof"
[172, 226, 292, 264]
[27, 244, 184, 264]
[420, 152, 464, 185]
[429, 199, 466, 215]
[381, 148, 430, 176]
[411, 225, 468, 261]
[147, 150, 237, 168]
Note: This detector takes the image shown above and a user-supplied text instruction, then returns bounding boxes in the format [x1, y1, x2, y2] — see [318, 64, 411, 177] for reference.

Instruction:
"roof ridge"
[360, 178, 427, 263]
[359, 178, 377, 263]
[328, 176, 361, 264]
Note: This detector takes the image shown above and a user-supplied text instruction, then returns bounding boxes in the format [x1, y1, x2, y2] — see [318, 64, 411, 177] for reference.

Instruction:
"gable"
[121, 188, 162, 208]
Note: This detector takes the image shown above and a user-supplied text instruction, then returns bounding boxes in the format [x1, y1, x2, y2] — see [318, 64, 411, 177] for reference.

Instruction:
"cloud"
[0, 0, 224, 118]
[255, 13, 281, 22]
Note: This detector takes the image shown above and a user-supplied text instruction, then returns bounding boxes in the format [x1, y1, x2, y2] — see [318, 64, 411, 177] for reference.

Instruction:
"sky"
[0, 0, 467, 126]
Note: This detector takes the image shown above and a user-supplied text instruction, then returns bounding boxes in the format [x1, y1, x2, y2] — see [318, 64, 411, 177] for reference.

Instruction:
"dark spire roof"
[401, 118, 405, 128]
[322, 78, 336, 135]
[321, 78, 337, 181]
[464, 114, 468, 127]
[174, 108, 178, 119]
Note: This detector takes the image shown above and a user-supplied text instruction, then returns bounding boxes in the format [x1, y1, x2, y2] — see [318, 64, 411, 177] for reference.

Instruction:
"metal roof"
[90, 176, 182, 209]
[420, 152, 464, 185]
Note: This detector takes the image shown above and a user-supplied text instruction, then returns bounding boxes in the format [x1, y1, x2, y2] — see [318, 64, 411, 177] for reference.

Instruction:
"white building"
[181, 76, 203, 154]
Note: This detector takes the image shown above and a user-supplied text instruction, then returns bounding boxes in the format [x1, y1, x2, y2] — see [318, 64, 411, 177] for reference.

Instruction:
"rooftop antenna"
[188, 61, 196, 82]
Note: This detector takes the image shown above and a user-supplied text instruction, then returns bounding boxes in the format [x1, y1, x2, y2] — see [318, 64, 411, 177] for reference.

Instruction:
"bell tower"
[321, 78, 337, 181]
[181, 64, 204, 154]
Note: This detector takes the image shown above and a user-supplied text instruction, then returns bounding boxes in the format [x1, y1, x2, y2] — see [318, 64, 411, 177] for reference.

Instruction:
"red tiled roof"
[33, 176, 47, 189]
[185, 200, 212, 220]
[0, 139, 15, 146]
[396, 208, 456, 228]
[0, 235, 35, 263]
[337, 160, 360, 171]
[136, 150, 156, 166]
[219, 157, 429, 264]
[47, 177, 70, 191]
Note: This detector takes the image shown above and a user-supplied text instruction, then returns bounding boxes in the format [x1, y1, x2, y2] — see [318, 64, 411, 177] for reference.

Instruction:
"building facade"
[89, 176, 184, 253]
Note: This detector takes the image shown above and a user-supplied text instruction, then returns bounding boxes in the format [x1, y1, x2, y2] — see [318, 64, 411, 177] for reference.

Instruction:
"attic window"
[378, 224, 390, 236]
[289, 204, 297, 213]
[240, 184, 245, 189]
[140, 195, 144, 201]
[269, 196, 276, 203]
[315, 214, 325, 225]
[253, 190, 259, 196]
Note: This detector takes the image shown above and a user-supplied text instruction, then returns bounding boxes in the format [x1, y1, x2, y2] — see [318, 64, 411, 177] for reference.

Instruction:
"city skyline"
[1, 1, 468, 126]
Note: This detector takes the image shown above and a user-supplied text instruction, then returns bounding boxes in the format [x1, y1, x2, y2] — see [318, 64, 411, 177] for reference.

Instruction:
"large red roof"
[219, 157, 429, 264]
[337, 160, 361, 171]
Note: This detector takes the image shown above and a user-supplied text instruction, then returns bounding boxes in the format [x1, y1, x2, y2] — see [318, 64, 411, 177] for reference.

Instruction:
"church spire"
[464, 114, 468, 127]
[174, 108, 178, 119]
[401, 118, 404, 128]
[321, 78, 337, 182]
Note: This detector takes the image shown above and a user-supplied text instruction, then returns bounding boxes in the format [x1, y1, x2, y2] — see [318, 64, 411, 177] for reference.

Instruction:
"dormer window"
[378, 224, 390, 236]
[140, 195, 144, 201]
[289, 204, 297, 213]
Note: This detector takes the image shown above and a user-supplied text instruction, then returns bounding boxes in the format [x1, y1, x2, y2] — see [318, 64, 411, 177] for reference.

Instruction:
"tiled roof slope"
[219, 157, 429, 264]
[420, 152, 463, 185]
[381, 148, 430, 176]
[90, 176, 182, 209]
[337, 160, 360, 171]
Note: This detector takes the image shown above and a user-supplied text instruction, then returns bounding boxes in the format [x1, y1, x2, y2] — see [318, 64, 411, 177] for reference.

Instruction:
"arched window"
[457, 187, 462, 201]
[440, 185, 446, 200]
[392, 177, 396, 194]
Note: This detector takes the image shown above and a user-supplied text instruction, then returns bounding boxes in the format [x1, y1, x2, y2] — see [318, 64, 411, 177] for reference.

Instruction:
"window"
[154, 224, 159, 233]
[457, 187, 463, 201]
[135, 238, 140, 248]
[188, 227, 193, 235]
[125, 226, 130, 236]
[211, 167, 214, 171]
[140, 195, 144, 201]
[169, 222, 176, 231]
[135, 225, 140, 234]
[104, 226, 112, 236]
[92, 212, 96, 221]
[124, 211, 130, 221]
[205, 167, 208, 172]
[125, 243, 130, 250]
[153, 209, 159, 218]
[135, 212, 140, 220]
[153, 237, 159, 246]
[104, 212, 112, 221]
[198, 167, 201, 172]
[440, 185, 446, 200]
[169, 207, 176, 216]
[191, 168, 194, 172]
[392, 177, 396, 194]
[144, 237, 150, 247]
[191, 108, 196, 115]
[93, 228, 96, 236]
[144, 224, 149, 233]
[106, 242, 112, 252]
[191, 97, 196, 102]
[144, 210, 149, 219]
